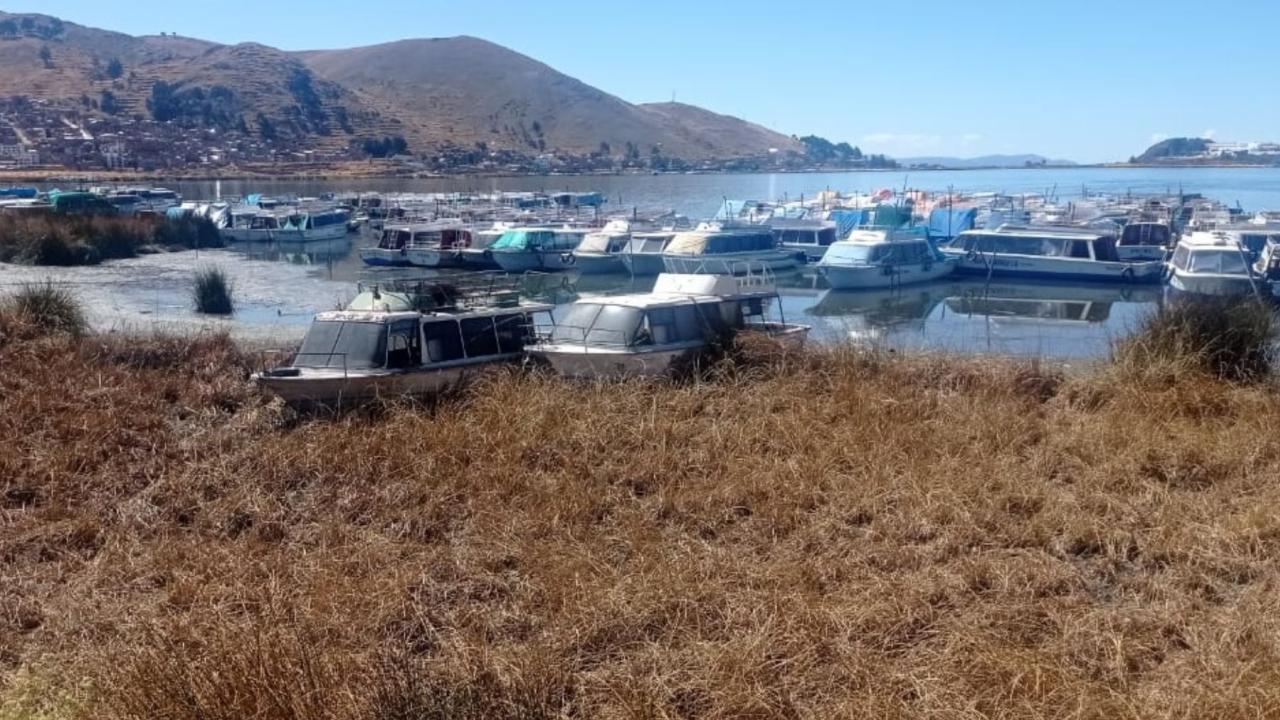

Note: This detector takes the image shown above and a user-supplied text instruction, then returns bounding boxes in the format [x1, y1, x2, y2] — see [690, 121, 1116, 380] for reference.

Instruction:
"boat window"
[591, 305, 642, 345]
[461, 317, 500, 357]
[1188, 250, 1249, 274]
[818, 227, 838, 246]
[386, 319, 420, 369]
[826, 244, 876, 263]
[552, 303, 601, 343]
[294, 321, 387, 370]
[551, 303, 642, 345]
[423, 320, 465, 363]
[1171, 246, 1191, 270]
[644, 304, 703, 344]
[1093, 237, 1120, 261]
[1069, 241, 1091, 259]
[494, 313, 530, 353]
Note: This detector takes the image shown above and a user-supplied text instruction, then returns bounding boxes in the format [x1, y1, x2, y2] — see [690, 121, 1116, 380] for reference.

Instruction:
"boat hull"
[572, 252, 626, 274]
[492, 250, 576, 272]
[359, 247, 412, 267]
[1167, 271, 1264, 297]
[620, 253, 667, 275]
[455, 248, 500, 269]
[404, 247, 466, 268]
[944, 252, 1164, 283]
[222, 223, 349, 244]
[819, 259, 957, 290]
[255, 362, 503, 407]
[661, 250, 799, 274]
[533, 345, 698, 379]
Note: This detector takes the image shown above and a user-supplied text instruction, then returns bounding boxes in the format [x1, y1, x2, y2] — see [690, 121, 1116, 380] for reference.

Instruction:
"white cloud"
[1203, 128, 1217, 140]
[960, 133, 984, 145]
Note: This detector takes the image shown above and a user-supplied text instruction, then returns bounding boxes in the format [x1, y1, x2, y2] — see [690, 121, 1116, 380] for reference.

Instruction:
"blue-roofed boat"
[489, 227, 588, 272]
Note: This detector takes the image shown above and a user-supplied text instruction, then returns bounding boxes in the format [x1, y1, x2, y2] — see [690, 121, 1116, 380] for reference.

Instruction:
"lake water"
[8, 166, 1280, 358]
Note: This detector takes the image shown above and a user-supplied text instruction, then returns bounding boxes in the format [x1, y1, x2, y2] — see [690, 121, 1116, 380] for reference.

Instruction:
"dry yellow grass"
[2, 315, 1280, 719]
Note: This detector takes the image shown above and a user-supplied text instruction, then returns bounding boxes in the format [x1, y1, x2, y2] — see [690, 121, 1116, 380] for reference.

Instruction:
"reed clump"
[1114, 295, 1276, 382]
[0, 213, 222, 266]
[1, 323, 1279, 719]
[0, 282, 86, 339]
[192, 265, 234, 315]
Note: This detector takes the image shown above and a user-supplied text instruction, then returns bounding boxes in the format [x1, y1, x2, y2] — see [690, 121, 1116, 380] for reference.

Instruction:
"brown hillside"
[0, 13, 797, 159]
[299, 37, 795, 158]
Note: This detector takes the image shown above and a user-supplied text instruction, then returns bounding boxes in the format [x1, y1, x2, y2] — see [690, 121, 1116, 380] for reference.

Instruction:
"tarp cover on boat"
[830, 209, 871, 238]
[927, 208, 977, 240]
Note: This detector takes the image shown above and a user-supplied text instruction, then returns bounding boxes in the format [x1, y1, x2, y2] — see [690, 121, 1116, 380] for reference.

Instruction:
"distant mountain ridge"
[0, 12, 799, 161]
[899, 154, 1077, 169]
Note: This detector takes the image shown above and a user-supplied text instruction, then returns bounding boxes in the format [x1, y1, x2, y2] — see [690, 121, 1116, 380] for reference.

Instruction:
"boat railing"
[360, 271, 527, 310]
[544, 325, 632, 350]
[288, 352, 350, 379]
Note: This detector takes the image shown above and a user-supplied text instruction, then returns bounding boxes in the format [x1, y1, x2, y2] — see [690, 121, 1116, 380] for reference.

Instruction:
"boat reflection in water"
[227, 237, 354, 266]
[799, 278, 1162, 357]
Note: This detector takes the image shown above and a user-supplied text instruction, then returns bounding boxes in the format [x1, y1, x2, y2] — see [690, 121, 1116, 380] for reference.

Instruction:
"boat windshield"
[551, 303, 643, 345]
[824, 244, 878, 264]
[293, 320, 387, 369]
[1187, 249, 1250, 274]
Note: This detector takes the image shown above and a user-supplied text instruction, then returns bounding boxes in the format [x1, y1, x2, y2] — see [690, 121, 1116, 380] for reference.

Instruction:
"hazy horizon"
[4, 0, 1274, 164]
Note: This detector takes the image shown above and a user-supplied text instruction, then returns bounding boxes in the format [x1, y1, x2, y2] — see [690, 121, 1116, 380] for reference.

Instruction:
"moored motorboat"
[570, 220, 632, 274]
[1167, 232, 1266, 297]
[942, 225, 1164, 283]
[490, 227, 588, 272]
[619, 231, 677, 275]
[817, 228, 956, 290]
[660, 223, 799, 274]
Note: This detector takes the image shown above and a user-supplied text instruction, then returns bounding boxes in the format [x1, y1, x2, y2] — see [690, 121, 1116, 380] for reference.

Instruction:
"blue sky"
[8, 0, 1278, 162]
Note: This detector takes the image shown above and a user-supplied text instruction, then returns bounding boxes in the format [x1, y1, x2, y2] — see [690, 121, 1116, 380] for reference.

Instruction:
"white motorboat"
[942, 225, 1164, 283]
[255, 277, 553, 407]
[1167, 232, 1267, 297]
[661, 223, 799, 274]
[531, 267, 809, 379]
[817, 228, 956, 290]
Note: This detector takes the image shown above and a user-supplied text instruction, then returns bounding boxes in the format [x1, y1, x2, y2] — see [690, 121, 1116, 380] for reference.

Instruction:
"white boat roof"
[963, 225, 1112, 240]
[837, 229, 928, 245]
[576, 273, 775, 309]
[1179, 232, 1245, 248]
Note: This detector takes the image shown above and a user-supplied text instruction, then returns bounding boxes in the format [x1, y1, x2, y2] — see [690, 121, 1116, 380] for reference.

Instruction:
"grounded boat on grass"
[817, 228, 956, 290]
[254, 276, 553, 407]
[942, 225, 1164, 283]
[531, 267, 809, 379]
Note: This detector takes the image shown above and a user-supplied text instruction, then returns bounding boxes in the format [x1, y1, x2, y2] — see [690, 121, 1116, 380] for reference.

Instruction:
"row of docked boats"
[254, 266, 809, 407]
[343, 188, 1280, 299]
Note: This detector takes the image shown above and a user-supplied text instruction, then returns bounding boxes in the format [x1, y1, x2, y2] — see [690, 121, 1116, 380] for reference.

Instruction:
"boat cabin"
[294, 306, 542, 371]
[1170, 234, 1252, 276]
[492, 228, 587, 253]
[955, 226, 1122, 261]
[548, 274, 777, 349]
[821, 231, 942, 266]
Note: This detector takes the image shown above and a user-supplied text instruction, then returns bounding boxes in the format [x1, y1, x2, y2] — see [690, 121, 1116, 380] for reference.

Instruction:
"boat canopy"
[927, 208, 977, 239]
[666, 230, 775, 255]
[576, 231, 629, 253]
[492, 229, 581, 252]
[824, 238, 940, 265]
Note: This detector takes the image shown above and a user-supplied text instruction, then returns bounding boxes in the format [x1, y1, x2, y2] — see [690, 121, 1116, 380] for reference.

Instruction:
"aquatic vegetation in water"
[192, 265, 234, 315]
[0, 214, 222, 266]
